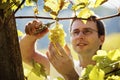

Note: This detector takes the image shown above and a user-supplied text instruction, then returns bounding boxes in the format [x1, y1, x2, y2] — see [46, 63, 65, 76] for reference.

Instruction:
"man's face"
[70, 19, 104, 55]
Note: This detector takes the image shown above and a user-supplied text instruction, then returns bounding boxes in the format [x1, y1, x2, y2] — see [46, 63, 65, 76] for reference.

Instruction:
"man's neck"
[78, 53, 96, 68]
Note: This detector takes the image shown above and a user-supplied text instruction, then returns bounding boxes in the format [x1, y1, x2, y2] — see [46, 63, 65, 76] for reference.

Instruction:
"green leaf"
[44, 0, 60, 13]
[2, 0, 7, 3]
[72, 0, 88, 10]
[107, 49, 120, 61]
[89, 66, 105, 80]
[92, 50, 113, 73]
[25, 0, 34, 6]
[23, 62, 46, 80]
[32, 60, 47, 78]
[32, 0, 38, 3]
[74, 0, 89, 5]
[94, 0, 108, 8]
[92, 50, 107, 61]
[80, 65, 94, 80]
[77, 8, 94, 18]
[56, 77, 64, 80]
[50, 11, 58, 19]
[59, 0, 70, 10]
[11, 1, 21, 10]
[33, 7, 39, 15]
[72, 3, 86, 11]
[43, 5, 51, 12]
[77, 8, 94, 23]
[81, 49, 120, 80]
[43, 0, 69, 19]
[17, 30, 24, 37]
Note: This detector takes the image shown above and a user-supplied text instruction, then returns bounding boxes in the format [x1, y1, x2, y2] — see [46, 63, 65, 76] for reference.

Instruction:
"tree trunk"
[0, 9, 24, 80]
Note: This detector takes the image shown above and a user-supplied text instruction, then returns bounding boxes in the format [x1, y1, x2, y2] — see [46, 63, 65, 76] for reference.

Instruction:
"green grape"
[48, 22, 66, 47]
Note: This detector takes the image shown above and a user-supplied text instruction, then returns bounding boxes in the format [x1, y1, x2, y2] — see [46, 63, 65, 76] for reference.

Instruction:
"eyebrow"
[72, 27, 98, 32]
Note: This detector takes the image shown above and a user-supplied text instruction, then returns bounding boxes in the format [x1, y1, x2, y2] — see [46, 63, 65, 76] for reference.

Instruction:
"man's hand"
[46, 42, 79, 80]
[25, 20, 49, 39]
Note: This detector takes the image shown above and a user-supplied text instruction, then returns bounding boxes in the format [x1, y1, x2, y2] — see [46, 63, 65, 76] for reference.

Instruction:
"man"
[46, 16, 105, 80]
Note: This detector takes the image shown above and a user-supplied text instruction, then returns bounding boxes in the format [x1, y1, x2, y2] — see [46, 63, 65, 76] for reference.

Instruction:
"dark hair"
[70, 16, 105, 49]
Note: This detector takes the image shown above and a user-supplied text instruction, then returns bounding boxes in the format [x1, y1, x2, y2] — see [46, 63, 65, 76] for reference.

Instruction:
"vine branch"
[15, 12, 120, 21]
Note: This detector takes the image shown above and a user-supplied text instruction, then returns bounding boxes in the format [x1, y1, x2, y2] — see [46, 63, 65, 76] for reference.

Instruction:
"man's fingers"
[64, 44, 72, 57]
[25, 20, 44, 35]
[55, 43, 68, 57]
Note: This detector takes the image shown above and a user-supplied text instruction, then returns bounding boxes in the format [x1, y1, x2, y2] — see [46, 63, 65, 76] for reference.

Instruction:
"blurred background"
[16, 0, 120, 56]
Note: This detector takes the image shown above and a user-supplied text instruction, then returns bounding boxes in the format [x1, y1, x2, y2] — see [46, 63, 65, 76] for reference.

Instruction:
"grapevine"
[48, 22, 66, 47]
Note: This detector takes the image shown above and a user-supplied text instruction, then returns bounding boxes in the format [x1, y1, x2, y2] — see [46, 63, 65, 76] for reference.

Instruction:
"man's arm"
[20, 20, 50, 74]
[63, 68, 79, 80]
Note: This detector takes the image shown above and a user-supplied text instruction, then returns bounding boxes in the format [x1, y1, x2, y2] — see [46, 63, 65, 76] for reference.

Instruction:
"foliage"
[80, 49, 120, 80]
[17, 30, 24, 37]
[43, 0, 70, 19]
[23, 61, 47, 80]
[71, 0, 107, 18]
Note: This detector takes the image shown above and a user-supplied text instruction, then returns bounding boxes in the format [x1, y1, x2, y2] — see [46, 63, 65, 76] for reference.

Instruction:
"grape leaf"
[92, 50, 107, 62]
[2, 0, 7, 3]
[77, 8, 94, 18]
[56, 77, 64, 80]
[94, 0, 108, 8]
[72, 3, 86, 11]
[50, 11, 58, 19]
[17, 30, 24, 37]
[80, 65, 94, 80]
[81, 49, 120, 80]
[11, 1, 21, 10]
[25, 0, 34, 6]
[32, 60, 47, 78]
[107, 49, 120, 61]
[77, 8, 94, 23]
[32, 0, 38, 3]
[43, 5, 51, 12]
[43, 0, 70, 19]
[59, 0, 70, 10]
[92, 50, 114, 73]
[23, 62, 46, 80]
[74, 0, 89, 5]
[89, 66, 105, 80]
[33, 7, 39, 15]
[72, 0, 88, 10]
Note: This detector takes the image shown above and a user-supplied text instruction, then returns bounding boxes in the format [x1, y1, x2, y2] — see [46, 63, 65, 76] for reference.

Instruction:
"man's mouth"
[77, 43, 87, 46]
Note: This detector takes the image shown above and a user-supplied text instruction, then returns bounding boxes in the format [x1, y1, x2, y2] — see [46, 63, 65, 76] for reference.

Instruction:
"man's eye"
[73, 31, 79, 35]
[83, 30, 92, 34]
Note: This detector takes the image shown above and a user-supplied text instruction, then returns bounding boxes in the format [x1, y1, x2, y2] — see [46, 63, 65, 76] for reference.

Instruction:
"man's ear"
[100, 35, 105, 45]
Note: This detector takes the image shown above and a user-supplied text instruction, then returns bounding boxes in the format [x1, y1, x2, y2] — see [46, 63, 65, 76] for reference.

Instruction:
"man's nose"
[77, 32, 85, 38]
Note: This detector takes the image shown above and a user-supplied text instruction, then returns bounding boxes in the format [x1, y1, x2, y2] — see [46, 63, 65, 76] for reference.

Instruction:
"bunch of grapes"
[48, 22, 66, 47]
